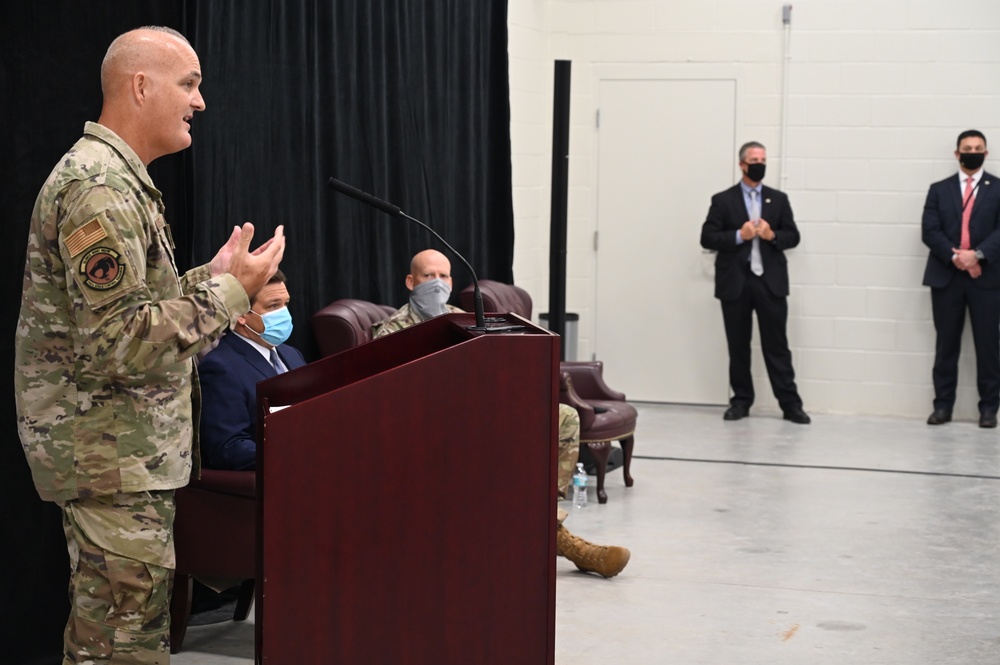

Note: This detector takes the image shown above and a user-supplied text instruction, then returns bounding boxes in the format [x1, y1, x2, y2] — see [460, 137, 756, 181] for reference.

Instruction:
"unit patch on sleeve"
[80, 247, 126, 290]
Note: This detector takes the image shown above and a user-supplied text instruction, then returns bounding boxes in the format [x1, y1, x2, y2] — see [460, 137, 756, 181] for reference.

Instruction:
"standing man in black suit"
[700, 141, 809, 424]
[922, 129, 1000, 428]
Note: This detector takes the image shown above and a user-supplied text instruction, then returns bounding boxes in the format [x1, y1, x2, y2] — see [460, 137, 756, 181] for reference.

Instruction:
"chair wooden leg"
[619, 434, 635, 488]
[233, 578, 255, 621]
[586, 441, 612, 504]
[169, 573, 193, 655]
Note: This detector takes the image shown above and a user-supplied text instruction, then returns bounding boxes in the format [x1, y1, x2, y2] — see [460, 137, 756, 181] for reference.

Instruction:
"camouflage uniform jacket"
[15, 122, 250, 503]
[372, 302, 463, 338]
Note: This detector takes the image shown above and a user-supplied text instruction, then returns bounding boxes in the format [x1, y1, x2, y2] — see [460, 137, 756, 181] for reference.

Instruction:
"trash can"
[538, 312, 578, 361]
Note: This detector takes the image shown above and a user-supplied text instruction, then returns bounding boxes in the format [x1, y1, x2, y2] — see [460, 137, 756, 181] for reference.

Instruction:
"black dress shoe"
[927, 409, 952, 425]
[980, 412, 997, 428]
[723, 405, 749, 421]
[782, 407, 811, 424]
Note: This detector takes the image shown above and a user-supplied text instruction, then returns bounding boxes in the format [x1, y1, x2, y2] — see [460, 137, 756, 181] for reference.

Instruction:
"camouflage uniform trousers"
[60, 490, 176, 664]
[557, 403, 581, 501]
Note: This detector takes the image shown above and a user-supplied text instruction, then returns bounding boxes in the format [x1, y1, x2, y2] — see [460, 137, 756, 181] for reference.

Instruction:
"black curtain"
[183, 1, 514, 359]
[1, 3, 513, 663]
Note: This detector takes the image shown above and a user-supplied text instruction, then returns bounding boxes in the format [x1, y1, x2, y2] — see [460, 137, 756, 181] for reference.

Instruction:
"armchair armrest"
[189, 469, 256, 499]
[560, 360, 626, 401]
[559, 371, 596, 430]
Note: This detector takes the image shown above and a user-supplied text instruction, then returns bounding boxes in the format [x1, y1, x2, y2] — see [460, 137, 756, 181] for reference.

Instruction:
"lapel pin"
[985, 181, 991, 186]
[765, 198, 771, 204]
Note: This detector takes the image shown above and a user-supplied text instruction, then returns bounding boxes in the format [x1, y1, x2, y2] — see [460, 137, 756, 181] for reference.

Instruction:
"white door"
[594, 77, 737, 404]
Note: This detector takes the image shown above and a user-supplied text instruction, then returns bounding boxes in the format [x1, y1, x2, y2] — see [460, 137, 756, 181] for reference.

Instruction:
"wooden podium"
[253, 313, 559, 664]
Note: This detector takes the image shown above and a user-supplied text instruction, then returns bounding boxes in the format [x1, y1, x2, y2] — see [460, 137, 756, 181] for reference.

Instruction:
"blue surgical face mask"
[247, 306, 294, 346]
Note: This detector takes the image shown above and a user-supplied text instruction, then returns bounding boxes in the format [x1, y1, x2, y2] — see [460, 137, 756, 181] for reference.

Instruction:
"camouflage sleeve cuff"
[180, 263, 213, 293]
[183, 264, 250, 321]
[205, 273, 251, 322]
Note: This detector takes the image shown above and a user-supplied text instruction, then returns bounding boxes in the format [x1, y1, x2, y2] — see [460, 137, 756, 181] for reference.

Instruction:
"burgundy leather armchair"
[559, 361, 636, 504]
[311, 298, 397, 357]
[459, 279, 533, 319]
[170, 469, 256, 653]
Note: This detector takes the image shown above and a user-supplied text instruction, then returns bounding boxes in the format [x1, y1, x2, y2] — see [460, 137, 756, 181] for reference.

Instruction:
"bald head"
[97, 27, 205, 164]
[101, 27, 191, 98]
[406, 249, 452, 291]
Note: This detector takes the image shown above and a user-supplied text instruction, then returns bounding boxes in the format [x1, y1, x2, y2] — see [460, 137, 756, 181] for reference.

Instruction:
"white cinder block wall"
[508, 0, 1000, 418]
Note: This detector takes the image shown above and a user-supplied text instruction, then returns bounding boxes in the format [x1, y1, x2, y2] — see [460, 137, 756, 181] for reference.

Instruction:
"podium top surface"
[257, 312, 557, 412]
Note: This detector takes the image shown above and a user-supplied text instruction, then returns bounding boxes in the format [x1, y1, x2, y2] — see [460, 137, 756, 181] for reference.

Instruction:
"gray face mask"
[409, 278, 452, 320]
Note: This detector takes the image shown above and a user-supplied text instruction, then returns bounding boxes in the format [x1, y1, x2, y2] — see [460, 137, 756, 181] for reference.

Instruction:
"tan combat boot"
[556, 524, 631, 578]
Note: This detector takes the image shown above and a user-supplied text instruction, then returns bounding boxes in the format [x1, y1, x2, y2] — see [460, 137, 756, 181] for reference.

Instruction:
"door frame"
[590, 63, 746, 403]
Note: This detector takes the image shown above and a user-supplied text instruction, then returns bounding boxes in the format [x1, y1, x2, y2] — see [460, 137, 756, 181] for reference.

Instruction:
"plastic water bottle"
[572, 462, 588, 509]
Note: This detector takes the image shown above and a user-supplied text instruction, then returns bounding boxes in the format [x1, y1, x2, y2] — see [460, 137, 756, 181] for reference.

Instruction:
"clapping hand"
[214, 223, 286, 298]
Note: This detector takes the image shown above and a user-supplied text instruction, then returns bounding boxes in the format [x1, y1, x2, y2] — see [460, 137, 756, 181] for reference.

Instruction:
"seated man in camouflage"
[374, 249, 630, 578]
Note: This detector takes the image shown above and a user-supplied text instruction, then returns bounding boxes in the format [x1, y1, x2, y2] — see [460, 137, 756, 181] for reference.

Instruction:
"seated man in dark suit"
[199, 269, 306, 469]
[375, 249, 631, 579]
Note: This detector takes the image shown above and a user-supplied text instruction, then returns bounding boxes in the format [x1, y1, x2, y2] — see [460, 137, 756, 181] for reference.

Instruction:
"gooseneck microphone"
[329, 179, 402, 217]
[329, 178, 490, 331]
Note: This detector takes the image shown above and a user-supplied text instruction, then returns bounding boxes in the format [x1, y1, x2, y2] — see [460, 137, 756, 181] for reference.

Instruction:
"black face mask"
[744, 162, 766, 182]
[960, 152, 986, 171]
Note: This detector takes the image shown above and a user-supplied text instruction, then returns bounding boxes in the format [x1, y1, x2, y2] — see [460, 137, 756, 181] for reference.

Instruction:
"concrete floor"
[173, 402, 1000, 664]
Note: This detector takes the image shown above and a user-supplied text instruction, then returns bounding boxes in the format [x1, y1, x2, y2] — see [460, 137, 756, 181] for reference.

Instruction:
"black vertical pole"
[549, 60, 571, 360]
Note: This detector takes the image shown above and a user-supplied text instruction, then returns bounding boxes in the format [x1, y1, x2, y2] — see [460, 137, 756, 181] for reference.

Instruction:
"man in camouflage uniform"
[372, 249, 465, 336]
[15, 27, 285, 664]
[374, 249, 630, 578]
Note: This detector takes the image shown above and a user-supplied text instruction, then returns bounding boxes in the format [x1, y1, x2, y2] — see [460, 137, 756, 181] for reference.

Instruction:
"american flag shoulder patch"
[65, 218, 108, 258]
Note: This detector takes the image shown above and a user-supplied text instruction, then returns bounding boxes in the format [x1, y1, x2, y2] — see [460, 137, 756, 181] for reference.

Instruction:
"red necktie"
[960, 176, 974, 250]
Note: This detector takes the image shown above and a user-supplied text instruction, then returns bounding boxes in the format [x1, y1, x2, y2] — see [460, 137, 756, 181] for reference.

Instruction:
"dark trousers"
[930, 275, 1000, 414]
[720, 272, 802, 412]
